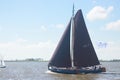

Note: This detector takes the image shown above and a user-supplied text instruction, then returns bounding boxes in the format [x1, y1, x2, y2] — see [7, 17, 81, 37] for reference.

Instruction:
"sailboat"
[48, 7, 106, 74]
[0, 59, 6, 68]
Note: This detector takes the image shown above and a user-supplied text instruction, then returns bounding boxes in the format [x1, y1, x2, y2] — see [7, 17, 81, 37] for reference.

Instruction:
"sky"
[0, 0, 120, 60]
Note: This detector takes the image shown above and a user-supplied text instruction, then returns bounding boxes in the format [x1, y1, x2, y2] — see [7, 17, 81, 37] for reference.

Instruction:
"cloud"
[92, 0, 97, 3]
[0, 38, 56, 60]
[16, 38, 27, 43]
[55, 24, 64, 29]
[105, 20, 120, 31]
[40, 24, 64, 32]
[1, 38, 120, 60]
[86, 6, 113, 21]
[40, 25, 47, 31]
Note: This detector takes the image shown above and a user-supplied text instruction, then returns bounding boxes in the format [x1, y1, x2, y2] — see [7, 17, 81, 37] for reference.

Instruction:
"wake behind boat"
[48, 6, 106, 74]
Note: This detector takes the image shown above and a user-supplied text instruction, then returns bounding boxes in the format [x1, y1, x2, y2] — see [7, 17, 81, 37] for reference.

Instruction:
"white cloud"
[40, 24, 64, 31]
[55, 24, 64, 29]
[105, 20, 120, 31]
[16, 38, 27, 43]
[92, 0, 97, 3]
[49, 24, 65, 29]
[1, 38, 120, 60]
[40, 25, 47, 31]
[86, 6, 113, 21]
[0, 38, 56, 60]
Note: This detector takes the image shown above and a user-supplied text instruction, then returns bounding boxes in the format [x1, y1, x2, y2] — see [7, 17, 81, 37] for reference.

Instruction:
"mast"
[70, 3, 75, 68]
[72, 3, 74, 17]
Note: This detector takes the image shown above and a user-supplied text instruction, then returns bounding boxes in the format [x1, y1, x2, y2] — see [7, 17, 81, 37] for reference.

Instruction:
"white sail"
[0, 55, 6, 68]
[1, 60, 5, 66]
[0, 59, 6, 68]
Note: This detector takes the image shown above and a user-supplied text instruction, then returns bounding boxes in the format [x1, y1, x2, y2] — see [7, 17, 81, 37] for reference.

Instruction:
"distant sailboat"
[0, 59, 6, 68]
[0, 55, 6, 68]
[48, 7, 106, 74]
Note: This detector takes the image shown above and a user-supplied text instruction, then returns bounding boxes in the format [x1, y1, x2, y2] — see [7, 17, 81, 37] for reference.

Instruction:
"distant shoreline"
[100, 59, 120, 62]
[4, 59, 120, 62]
[5, 60, 48, 62]
[4, 58, 48, 62]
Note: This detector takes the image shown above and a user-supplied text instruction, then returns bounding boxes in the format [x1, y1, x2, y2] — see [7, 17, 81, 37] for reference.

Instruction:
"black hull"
[0, 66, 6, 68]
[48, 67, 105, 74]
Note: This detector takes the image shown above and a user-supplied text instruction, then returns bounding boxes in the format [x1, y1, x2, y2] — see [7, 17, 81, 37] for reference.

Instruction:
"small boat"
[0, 58, 6, 68]
[48, 6, 106, 74]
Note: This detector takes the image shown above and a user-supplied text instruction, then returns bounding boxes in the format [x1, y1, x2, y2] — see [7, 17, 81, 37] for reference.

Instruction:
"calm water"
[0, 62, 120, 80]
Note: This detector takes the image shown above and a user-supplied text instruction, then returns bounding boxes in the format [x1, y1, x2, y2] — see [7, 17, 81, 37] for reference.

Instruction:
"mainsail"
[48, 9, 100, 68]
[73, 10, 100, 67]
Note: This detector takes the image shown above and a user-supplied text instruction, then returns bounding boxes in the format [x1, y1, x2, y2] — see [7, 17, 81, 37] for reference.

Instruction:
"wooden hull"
[48, 67, 106, 74]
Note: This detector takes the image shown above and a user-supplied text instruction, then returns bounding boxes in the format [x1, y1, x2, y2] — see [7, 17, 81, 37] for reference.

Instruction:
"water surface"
[0, 62, 120, 80]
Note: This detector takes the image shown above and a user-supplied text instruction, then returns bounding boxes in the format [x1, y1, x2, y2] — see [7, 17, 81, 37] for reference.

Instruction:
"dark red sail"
[73, 10, 100, 67]
[48, 20, 71, 67]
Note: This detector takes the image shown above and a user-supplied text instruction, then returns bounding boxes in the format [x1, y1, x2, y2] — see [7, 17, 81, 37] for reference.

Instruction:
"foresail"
[48, 20, 71, 67]
[73, 10, 100, 67]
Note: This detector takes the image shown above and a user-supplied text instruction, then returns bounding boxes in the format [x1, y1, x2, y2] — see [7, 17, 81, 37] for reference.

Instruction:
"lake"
[0, 62, 120, 80]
